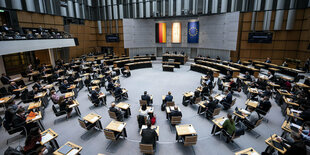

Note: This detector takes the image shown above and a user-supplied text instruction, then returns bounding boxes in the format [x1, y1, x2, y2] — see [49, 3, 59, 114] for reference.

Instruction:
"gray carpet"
[0, 61, 298, 155]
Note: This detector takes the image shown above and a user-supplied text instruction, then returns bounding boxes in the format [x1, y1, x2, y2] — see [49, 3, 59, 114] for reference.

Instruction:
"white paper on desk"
[219, 118, 227, 126]
[0, 100, 4, 103]
[117, 124, 125, 131]
[189, 127, 195, 133]
[90, 117, 98, 123]
[291, 109, 302, 114]
[67, 149, 79, 155]
[251, 152, 259, 155]
[41, 133, 53, 144]
[291, 123, 302, 129]
[240, 109, 250, 115]
[34, 115, 40, 119]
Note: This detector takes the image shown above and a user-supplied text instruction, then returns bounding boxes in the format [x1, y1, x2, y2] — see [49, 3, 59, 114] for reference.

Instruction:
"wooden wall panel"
[34, 50, 50, 65]
[235, 8, 310, 65]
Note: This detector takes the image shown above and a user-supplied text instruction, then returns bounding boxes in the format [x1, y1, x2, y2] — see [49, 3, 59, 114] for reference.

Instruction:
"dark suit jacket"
[170, 110, 182, 118]
[244, 75, 252, 81]
[114, 87, 122, 95]
[109, 107, 121, 117]
[282, 140, 306, 155]
[8, 85, 18, 93]
[223, 93, 232, 104]
[300, 109, 310, 122]
[12, 114, 26, 128]
[258, 100, 272, 112]
[1, 76, 10, 85]
[59, 84, 69, 93]
[32, 83, 42, 90]
[141, 94, 151, 103]
[141, 128, 158, 146]
[205, 100, 218, 112]
[165, 95, 173, 102]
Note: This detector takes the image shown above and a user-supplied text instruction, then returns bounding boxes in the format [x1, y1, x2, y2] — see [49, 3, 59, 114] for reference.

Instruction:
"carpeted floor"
[0, 60, 304, 155]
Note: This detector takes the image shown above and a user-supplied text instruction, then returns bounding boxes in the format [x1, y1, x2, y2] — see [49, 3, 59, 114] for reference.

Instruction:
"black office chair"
[52, 104, 67, 118]
[0, 87, 8, 98]
[21, 89, 33, 104]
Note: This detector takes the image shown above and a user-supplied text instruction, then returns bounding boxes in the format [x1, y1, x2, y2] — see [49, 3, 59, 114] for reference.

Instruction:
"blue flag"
[187, 21, 199, 43]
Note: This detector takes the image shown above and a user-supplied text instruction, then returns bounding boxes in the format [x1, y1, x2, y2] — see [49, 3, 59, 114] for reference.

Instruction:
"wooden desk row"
[162, 54, 187, 65]
[104, 57, 130, 66]
[194, 57, 221, 63]
[190, 64, 220, 77]
[196, 60, 240, 78]
[113, 58, 151, 68]
[222, 61, 259, 78]
[124, 61, 152, 70]
[252, 60, 304, 77]
[134, 55, 156, 60]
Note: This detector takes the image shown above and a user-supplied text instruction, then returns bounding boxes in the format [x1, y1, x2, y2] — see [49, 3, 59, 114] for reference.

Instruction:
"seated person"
[139, 104, 149, 117]
[243, 71, 252, 82]
[57, 96, 73, 118]
[12, 108, 37, 134]
[243, 107, 260, 129]
[255, 78, 267, 90]
[191, 90, 201, 104]
[201, 83, 210, 97]
[299, 121, 310, 141]
[257, 96, 272, 113]
[23, 127, 46, 154]
[28, 87, 40, 102]
[267, 71, 274, 81]
[292, 85, 302, 96]
[304, 77, 310, 86]
[228, 79, 238, 91]
[32, 80, 44, 91]
[107, 80, 115, 91]
[51, 90, 62, 103]
[220, 90, 233, 110]
[8, 82, 21, 97]
[59, 80, 70, 93]
[67, 74, 75, 84]
[260, 86, 272, 98]
[7, 101, 23, 114]
[223, 71, 232, 82]
[90, 87, 102, 106]
[265, 57, 271, 63]
[282, 61, 288, 67]
[201, 96, 218, 115]
[1, 73, 11, 85]
[109, 102, 124, 121]
[169, 106, 182, 120]
[141, 121, 158, 148]
[164, 91, 173, 103]
[276, 132, 306, 155]
[141, 91, 151, 105]
[114, 85, 123, 97]
[299, 107, 310, 122]
[223, 113, 236, 136]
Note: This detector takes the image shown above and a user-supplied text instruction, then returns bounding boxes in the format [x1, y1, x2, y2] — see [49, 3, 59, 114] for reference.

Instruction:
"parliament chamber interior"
[0, 0, 310, 155]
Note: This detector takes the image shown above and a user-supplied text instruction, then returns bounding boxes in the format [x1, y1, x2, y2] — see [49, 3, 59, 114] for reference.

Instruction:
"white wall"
[123, 12, 240, 52]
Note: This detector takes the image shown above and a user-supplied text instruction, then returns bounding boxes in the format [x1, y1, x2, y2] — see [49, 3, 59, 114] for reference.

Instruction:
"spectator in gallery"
[216, 56, 221, 60]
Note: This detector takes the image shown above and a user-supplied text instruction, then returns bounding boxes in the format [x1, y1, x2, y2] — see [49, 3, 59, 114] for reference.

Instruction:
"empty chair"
[139, 100, 147, 106]
[104, 129, 122, 140]
[170, 116, 181, 125]
[183, 135, 197, 146]
[139, 143, 154, 154]
[78, 118, 96, 130]
[166, 101, 175, 107]
[108, 110, 118, 120]
[52, 104, 67, 118]
[206, 107, 221, 120]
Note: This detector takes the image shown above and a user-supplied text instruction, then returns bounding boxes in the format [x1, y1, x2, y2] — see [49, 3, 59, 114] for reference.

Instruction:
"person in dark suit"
[276, 132, 306, 155]
[141, 91, 151, 106]
[265, 57, 271, 63]
[8, 82, 20, 97]
[220, 90, 233, 110]
[164, 91, 173, 102]
[12, 108, 37, 134]
[1, 73, 11, 85]
[216, 56, 221, 60]
[205, 96, 218, 113]
[107, 80, 115, 91]
[114, 85, 122, 96]
[169, 106, 182, 120]
[67, 74, 75, 85]
[32, 80, 43, 91]
[257, 96, 272, 113]
[141, 121, 158, 147]
[34, 57, 40, 70]
[109, 103, 123, 121]
[224, 71, 232, 82]
[260, 86, 272, 98]
[243, 72, 252, 82]
[201, 83, 210, 97]
[90, 87, 101, 106]
[57, 96, 73, 118]
[59, 80, 70, 93]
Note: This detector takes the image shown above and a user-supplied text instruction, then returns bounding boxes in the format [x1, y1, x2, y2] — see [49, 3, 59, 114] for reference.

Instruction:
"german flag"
[155, 23, 166, 43]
